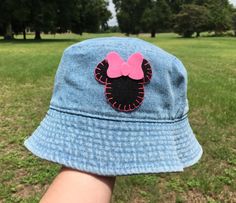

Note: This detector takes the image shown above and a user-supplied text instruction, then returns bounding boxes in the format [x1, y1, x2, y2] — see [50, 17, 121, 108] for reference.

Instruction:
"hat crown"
[50, 37, 188, 122]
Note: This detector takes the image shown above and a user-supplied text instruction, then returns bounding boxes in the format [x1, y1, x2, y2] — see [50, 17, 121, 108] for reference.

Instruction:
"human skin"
[40, 166, 116, 203]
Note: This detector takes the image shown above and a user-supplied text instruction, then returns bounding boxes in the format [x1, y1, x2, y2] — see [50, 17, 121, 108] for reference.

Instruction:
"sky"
[107, 0, 117, 26]
[107, 0, 236, 26]
[231, 0, 236, 6]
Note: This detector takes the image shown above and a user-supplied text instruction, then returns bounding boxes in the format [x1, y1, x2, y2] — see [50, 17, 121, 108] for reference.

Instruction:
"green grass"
[0, 33, 235, 202]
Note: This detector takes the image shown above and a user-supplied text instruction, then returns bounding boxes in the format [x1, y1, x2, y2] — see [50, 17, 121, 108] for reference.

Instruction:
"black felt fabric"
[95, 58, 152, 112]
[105, 77, 144, 112]
[94, 60, 108, 84]
[142, 59, 152, 84]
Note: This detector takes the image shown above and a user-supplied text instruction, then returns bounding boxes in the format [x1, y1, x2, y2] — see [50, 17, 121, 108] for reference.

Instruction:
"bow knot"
[106, 52, 144, 80]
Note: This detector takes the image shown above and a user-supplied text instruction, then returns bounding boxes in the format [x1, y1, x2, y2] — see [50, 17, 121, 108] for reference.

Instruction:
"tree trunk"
[151, 30, 156, 38]
[214, 30, 222, 36]
[23, 28, 26, 40]
[196, 32, 200, 37]
[4, 23, 13, 40]
[34, 30, 41, 40]
[183, 31, 193, 38]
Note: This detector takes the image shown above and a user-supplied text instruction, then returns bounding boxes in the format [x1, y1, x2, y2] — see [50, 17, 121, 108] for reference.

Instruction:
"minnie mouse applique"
[94, 51, 152, 112]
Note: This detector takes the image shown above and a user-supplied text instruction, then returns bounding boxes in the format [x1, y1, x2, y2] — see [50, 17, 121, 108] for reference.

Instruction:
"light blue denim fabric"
[24, 37, 203, 176]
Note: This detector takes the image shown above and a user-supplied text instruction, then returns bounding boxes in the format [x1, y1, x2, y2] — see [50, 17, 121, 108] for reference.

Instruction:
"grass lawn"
[0, 33, 235, 202]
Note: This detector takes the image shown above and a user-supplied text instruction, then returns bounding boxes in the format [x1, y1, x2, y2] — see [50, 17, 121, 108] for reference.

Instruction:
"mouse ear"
[94, 59, 109, 84]
[142, 59, 152, 84]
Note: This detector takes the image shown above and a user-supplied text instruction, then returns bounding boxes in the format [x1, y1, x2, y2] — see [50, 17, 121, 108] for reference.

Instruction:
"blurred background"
[0, 0, 235, 203]
[0, 0, 236, 39]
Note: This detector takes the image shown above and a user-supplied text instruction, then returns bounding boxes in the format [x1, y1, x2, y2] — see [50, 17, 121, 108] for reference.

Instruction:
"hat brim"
[24, 108, 203, 176]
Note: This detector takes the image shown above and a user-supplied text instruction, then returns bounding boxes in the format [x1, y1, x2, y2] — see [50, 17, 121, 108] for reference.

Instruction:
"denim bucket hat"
[24, 37, 203, 176]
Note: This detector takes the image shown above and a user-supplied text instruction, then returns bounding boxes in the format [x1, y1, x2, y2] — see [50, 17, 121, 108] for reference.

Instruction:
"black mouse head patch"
[94, 51, 152, 112]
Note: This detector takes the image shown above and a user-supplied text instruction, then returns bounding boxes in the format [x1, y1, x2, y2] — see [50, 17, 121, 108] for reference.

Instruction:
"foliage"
[70, 0, 112, 34]
[167, 0, 195, 14]
[174, 4, 209, 37]
[113, 0, 149, 35]
[0, 0, 111, 40]
[114, 0, 235, 37]
[29, 0, 57, 39]
[232, 12, 236, 36]
[0, 0, 235, 39]
[0, 0, 29, 39]
[141, 0, 172, 37]
[205, 0, 233, 35]
[173, 0, 234, 37]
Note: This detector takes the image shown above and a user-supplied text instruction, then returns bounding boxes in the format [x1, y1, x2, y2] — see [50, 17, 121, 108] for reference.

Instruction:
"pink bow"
[106, 51, 144, 80]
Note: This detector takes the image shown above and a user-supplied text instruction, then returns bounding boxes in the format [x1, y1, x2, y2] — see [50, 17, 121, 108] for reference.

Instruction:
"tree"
[13, 0, 31, 39]
[113, 0, 149, 35]
[98, 0, 112, 31]
[0, 0, 111, 40]
[70, 0, 111, 34]
[141, 0, 172, 37]
[205, 0, 233, 35]
[0, 0, 30, 40]
[56, 0, 75, 33]
[83, 0, 111, 32]
[0, 0, 16, 39]
[232, 12, 236, 36]
[167, 0, 195, 14]
[174, 4, 209, 37]
[28, 0, 57, 40]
